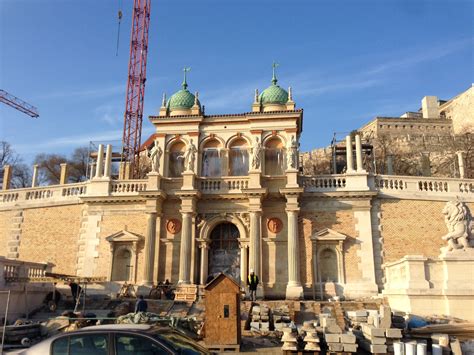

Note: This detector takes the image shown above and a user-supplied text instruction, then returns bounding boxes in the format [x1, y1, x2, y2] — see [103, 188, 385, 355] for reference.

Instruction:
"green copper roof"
[167, 67, 200, 110]
[259, 62, 289, 105]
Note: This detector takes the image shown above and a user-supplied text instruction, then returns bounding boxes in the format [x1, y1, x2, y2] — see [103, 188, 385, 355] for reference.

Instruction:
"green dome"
[167, 89, 198, 110]
[259, 83, 289, 105]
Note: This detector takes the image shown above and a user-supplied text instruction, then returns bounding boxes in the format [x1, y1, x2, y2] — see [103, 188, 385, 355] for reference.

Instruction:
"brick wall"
[379, 199, 474, 262]
[19, 205, 82, 275]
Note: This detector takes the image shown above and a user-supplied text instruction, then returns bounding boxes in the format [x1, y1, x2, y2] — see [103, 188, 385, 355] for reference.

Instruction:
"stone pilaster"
[240, 243, 249, 285]
[31, 165, 38, 188]
[59, 163, 68, 185]
[199, 241, 209, 285]
[143, 212, 157, 286]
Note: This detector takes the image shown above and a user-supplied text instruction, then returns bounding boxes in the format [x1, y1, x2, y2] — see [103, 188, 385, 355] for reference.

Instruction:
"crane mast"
[121, 0, 151, 178]
[0, 89, 39, 118]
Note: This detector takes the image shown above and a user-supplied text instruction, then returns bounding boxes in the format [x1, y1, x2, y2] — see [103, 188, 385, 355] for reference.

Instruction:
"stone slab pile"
[249, 303, 270, 332]
[273, 304, 292, 331]
[281, 327, 298, 351]
[324, 332, 358, 353]
[301, 320, 321, 351]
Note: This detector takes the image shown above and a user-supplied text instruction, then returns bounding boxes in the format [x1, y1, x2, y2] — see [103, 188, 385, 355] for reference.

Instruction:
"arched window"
[201, 139, 222, 177]
[264, 137, 285, 175]
[168, 141, 185, 177]
[229, 138, 249, 176]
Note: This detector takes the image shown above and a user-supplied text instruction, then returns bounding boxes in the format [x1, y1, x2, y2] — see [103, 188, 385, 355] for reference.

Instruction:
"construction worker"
[247, 269, 259, 301]
[135, 295, 148, 313]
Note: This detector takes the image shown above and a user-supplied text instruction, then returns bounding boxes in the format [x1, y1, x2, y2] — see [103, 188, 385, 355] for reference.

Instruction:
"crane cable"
[115, 0, 123, 56]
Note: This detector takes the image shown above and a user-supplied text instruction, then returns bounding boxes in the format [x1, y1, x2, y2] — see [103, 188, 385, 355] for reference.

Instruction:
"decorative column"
[59, 163, 68, 185]
[31, 164, 39, 187]
[355, 134, 364, 172]
[282, 188, 304, 300]
[2, 165, 12, 190]
[94, 144, 104, 179]
[345, 136, 354, 173]
[457, 151, 465, 178]
[143, 212, 157, 286]
[179, 212, 193, 284]
[249, 211, 262, 277]
[199, 241, 209, 285]
[240, 244, 248, 285]
[103, 144, 112, 178]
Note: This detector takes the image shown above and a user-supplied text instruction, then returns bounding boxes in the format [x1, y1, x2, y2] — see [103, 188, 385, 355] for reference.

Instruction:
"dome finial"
[182, 67, 191, 90]
[271, 61, 279, 85]
[161, 92, 167, 107]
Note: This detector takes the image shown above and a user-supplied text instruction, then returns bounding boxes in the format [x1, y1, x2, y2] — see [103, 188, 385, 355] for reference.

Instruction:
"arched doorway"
[208, 223, 240, 281]
[111, 248, 132, 281]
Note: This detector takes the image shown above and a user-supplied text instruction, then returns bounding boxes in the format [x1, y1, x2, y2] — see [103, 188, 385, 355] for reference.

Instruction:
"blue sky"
[1, 0, 473, 162]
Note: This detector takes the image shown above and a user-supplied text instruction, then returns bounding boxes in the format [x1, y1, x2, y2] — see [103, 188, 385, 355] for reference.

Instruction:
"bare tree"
[0, 141, 31, 188]
[34, 153, 67, 185]
[68, 147, 89, 182]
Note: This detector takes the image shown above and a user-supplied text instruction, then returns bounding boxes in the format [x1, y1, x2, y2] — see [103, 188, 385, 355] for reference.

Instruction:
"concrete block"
[340, 333, 356, 344]
[252, 315, 260, 321]
[370, 337, 387, 345]
[362, 324, 385, 337]
[324, 323, 342, 334]
[343, 343, 358, 352]
[250, 321, 259, 330]
[386, 328, 402, 338]
[355, 310, 368, 317]
[379, 305, 392, 329]
[367, 309, 379, 317]
[260, 322, 269, 331]
[261, 315, 269, 321]
[321, 317, 336, 327]
[328, 343, 344, 351]
[370, 344, 388, 353]
[325, 333, 340, 343]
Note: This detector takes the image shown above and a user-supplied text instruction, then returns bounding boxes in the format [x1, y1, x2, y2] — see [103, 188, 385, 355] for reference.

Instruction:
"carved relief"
[267, 217, 283, 234]
[166, 219, 182, 234]
[441, 200, 473, 253]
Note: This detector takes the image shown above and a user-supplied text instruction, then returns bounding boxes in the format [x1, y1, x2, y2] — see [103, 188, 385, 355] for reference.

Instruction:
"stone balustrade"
[110, 180, 147, 195]
[300, 175, 347, 192]
[199, 176, 250, 193]
[0, 256, 52, 286]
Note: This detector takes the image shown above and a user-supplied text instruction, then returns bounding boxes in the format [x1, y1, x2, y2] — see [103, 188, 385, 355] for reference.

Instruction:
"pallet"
[205, 344, 240, 352]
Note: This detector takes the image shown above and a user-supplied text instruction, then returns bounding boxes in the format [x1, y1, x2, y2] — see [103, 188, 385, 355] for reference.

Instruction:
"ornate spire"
[161, 92, 166, 107]
[182, 67, 191, 90]
[271, 61, 279, 85]
[288, 86, 293, 101]
[254, 88, 259, 103]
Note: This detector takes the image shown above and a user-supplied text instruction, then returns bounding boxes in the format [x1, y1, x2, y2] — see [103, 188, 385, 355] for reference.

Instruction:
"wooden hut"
[204, 273, 241, 351]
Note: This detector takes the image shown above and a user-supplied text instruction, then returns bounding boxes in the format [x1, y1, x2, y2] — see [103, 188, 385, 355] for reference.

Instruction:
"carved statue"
[251, 137, 262, 170]
[148, 139, 162, 173]
[441, 200, 473, 253]
[286, 135, 298, 169]
[184, 139, 197, 172]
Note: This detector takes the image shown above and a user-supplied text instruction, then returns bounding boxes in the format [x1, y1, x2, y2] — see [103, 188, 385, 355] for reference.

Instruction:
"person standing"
[247, 269, 259, 301]
[69, 281, 82, 305]
[135, 295, 148, 313]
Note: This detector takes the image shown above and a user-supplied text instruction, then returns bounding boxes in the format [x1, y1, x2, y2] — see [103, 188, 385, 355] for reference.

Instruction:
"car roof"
[77, 324, 153, 331]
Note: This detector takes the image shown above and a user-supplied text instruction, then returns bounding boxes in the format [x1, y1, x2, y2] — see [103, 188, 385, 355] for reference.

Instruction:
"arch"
[201, 138, 223, 177]
[208, 222, 240, 282]
[165, 136, 190, 152]
[167, 139, 186, 177]
[228, 136, 250, 176]
[262, 133, 287, 147]
[263, 135, 285, 176]
[200, 135, 225, 150]
[225, 134, 251, 149]
[199, 214, 248, 243]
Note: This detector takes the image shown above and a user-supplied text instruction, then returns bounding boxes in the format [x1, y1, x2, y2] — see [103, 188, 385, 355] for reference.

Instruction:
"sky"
[0, 0, 473, 163]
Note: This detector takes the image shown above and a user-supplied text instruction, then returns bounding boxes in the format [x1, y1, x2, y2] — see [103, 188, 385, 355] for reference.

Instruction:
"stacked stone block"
[249, 304, 270, 332]
[7, 209, 23, 259]
[273, 304, 291, 330]
[281, 327, 298, 351]
[301, 321, 321, 351]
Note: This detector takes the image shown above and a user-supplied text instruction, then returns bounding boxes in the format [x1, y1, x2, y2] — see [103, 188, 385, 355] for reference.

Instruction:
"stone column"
[179, 212, 193, 284]
[355, 134, 364, 172]
[240, 245, 248, 285]
[103, 144, 112, 178]
[89, 163, 96, 180]
[457, 151, 465, 178]
[143, 212, 157, 286]
[199, 242, 209, 285]
[2, 165, 12, 190]
[345, 136, 354, 173]
[249, 211, 262, 277]
[94, 144, 104, 179]
[31, 164, 39, 188]
[59, 163, 68, 185]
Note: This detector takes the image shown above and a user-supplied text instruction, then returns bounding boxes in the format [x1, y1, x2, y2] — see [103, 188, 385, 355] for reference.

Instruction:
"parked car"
[18, 324, 210, 355]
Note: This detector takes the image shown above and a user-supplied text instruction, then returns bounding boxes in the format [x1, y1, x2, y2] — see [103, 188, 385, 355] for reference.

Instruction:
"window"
[264, 137, 285, 175]
[115, 334, 168, 355]
[168, 141, 185, 177]
[229, 138, 249, 176]
[52, 334, 109, 355]
[201, 139, 222, 177]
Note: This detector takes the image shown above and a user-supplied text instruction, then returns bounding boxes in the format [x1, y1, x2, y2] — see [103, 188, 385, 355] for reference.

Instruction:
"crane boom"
[0, 89, 39, 118]
[121, 0, 151, 177]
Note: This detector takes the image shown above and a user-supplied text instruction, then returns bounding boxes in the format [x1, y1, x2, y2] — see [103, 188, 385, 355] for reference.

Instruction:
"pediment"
[311, 228, 347, 242]
[106, 230, 144, 243]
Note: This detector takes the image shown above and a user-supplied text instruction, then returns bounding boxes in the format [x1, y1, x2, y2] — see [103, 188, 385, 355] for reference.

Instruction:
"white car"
[17, 324, 210, 355]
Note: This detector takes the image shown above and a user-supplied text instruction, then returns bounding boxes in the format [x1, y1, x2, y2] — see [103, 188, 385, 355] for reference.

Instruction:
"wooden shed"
[204, 273, 241, 349]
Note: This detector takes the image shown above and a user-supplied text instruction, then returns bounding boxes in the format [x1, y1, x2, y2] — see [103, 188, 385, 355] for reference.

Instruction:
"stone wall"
[441, 85, 474, 135]
[0, 210, 14, 254]
[379, 199, 474, 262]
[19, 205, 82, 275]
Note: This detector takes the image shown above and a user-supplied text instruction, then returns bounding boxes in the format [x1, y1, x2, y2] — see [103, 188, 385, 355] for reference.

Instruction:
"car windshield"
[150, 328, 208, 354]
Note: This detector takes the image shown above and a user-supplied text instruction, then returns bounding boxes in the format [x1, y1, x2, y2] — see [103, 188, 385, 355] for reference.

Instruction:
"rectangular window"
[223, 305, 230, 318]
[52, 334, 109, 355]
[202, 149, 221, 177]
[229, 148, 249, 176]
[169, 152, 185, 177]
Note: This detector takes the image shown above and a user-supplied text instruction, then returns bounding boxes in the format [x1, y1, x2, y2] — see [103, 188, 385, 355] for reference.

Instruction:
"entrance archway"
[111, 247, 132, 281]
[208, 223, 240, 281]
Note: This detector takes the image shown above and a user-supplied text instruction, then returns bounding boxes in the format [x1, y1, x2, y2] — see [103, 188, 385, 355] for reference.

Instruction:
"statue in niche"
[286, 135, 298, 169]
[441, 200, 473, 253]
[184, 139, 197, 172]
[148, 138, 162, 173]
[251, 137, 262, 170]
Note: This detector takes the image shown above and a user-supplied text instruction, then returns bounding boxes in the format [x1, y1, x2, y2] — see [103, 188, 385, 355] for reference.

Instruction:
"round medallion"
[166, 219, 182, 234]
[267, 217, 283, 234]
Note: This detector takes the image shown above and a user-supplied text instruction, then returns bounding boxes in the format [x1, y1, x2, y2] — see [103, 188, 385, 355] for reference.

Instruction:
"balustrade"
[200, 177, 249, 193]
[0, 256, 50, 284]
[110, 180, 147, 194]
[301, 175, 347, 191]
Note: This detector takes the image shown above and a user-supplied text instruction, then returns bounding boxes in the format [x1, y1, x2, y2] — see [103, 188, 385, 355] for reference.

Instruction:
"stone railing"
[374, 175, 474, 198]
[110, 180, 147, 195]
[0, 256, 52, 286]
[0, 182, 88, 208]
[199, 176, 249, 193]
[300, 175, 347, 192]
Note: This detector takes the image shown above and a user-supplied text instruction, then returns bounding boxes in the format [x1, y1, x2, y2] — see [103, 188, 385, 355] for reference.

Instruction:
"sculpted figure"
[251, 137, 262, 170]
[184, 139, 197, 172]
[286, 135, 298, 169]
[441, 200, 473, 252]
[148, 139, 162, 173]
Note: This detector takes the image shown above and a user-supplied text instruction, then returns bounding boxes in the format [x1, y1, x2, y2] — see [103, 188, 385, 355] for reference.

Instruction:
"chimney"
[421, 96, 439, 118]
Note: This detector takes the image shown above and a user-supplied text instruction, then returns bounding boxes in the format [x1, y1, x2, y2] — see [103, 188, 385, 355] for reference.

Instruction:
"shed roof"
[204, 272, 240, 291]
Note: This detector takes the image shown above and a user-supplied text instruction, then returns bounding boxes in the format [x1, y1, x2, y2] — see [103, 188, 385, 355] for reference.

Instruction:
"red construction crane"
[0, 89, 39, 118]
[121, 0, 151, 178]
